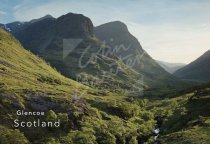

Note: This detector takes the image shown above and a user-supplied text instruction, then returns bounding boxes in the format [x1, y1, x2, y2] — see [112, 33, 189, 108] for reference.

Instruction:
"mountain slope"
[94, 21, 183, 90]
[0, 28, 91, 111]
[0, 28, 89, 143]
[174, 50, 210, 82]
[0, 15, 55, 34]
[156, 60, 185, 74]
[0, 28, 80, 90]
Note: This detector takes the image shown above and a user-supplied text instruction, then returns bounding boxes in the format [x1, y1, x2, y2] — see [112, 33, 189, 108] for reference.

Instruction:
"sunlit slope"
[0, 28, 87, 92]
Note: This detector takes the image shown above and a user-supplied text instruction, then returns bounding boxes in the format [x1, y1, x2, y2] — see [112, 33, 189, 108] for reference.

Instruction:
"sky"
[0, 0, 210, 64]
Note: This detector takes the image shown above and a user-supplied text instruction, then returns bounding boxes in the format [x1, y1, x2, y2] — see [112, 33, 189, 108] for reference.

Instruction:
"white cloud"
[13, 4, 22, 10]
[0, 10, 6, 16]
[12, 0, 132, 25]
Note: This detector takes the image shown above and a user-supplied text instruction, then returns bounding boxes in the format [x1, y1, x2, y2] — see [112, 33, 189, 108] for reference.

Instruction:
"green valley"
[0, 8, 210, 144]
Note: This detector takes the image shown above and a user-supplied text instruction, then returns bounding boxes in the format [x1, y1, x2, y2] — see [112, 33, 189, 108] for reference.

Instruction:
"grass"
[160, 126, 210, 144]
[146, 85, 210, 143]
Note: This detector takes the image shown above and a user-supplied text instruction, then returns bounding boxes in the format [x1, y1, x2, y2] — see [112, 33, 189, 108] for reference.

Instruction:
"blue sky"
[1, 0, 210, 63]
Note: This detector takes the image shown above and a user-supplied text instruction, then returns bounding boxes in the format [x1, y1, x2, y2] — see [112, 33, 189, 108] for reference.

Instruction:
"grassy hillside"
[146, 84, 210, 143]
[0, 28, 86, 92]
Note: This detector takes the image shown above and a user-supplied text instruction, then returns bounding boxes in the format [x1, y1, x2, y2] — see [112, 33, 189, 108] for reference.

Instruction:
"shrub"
[73, 131, 96, 144]
[0, 126, 29, 144]
[128, 136, 138, 144]
[96, 128, 116, 144]
[46, 138, 60, 144]
[37, 75, 62, 84]
[46, 110, 57, 122]
[110, 102, 141, 119]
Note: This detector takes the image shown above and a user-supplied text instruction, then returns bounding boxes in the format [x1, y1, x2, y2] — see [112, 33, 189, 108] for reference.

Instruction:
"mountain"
[7, 14, 185, 96]
[29, 14, 54, 23]
[10, 13, 145, 95]
[174, 50, 210, 82]
[0, 15, 55, 34]
[94, 21, 183, 90]
[156, 60, 185, 74]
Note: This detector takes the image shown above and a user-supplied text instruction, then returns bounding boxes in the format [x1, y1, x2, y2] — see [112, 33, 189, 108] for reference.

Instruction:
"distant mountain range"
[174, 50, 210, 82]
[2, 14, 144, 95]
[2, 13, 185, 95]
[156, 60, 186, 74]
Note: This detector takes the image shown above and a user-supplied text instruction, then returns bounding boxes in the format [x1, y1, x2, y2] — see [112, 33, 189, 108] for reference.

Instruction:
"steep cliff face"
[55, 13, 94, 38]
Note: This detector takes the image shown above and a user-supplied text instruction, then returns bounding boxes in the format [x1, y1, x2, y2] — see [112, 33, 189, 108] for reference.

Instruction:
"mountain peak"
[95, 21, 128, 33]
[202, 49, 210, 57]
[30, 14, 54, 23]
[105, 21, 127, 27]
[56, 12, 94, 38]
[44, 14, 53, 18]
[60, 12, 85, 18]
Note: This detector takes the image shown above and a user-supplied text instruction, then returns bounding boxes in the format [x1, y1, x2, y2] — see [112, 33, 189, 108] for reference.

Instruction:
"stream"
[153, 116, 162, 143]
[140, 116, 162, 144]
